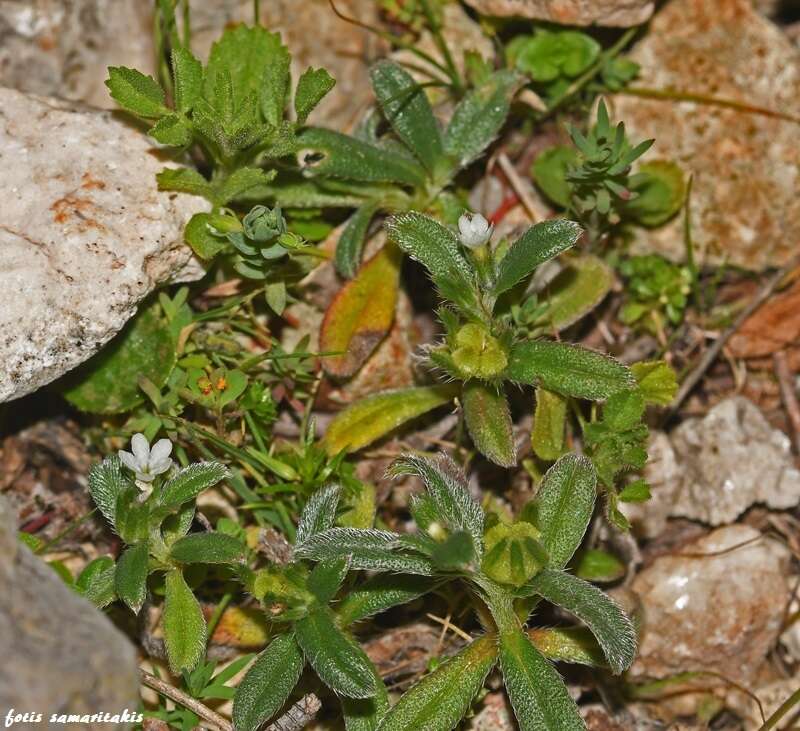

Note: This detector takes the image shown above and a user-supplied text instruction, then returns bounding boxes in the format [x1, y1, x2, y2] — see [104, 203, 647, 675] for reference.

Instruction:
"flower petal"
[118, 450, 139, 473]
[149, 438, 173, 465]
[149, 458, 173, 476]
[135, 471, 156, 483]
[130, 433, 150, 464]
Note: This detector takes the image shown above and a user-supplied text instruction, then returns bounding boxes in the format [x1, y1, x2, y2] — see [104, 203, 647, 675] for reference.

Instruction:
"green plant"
[85, 433, 235, 673]
[292, 453, 637, 731]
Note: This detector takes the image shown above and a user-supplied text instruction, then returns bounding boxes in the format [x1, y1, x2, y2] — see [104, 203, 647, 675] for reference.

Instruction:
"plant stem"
[140, 670, 233, 731]
[758, 686, 800, 731]
[206, 591, 233, 639]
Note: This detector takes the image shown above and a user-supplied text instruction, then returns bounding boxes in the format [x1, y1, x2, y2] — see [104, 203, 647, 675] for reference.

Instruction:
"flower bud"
[457, 212, 493, 248]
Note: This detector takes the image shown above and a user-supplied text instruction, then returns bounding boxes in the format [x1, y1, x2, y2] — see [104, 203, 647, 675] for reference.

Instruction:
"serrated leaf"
[307, 557, 349, 604]
[377, 635, 497, 731]
[370, 60, 443, 173]
[163, 569, 207, 674]
[114, 542, 149, 614]
[106, 66, 168, 118]
[157, 168, 213, 198]
[574, 548, 626, 583]
[88, 456, 130, 529]
[390, 454, 485, 556]
[160, 462, 229, 508]
[169, 532, 246, 564]
[215, 167, 276, 206]
[499, 627, 584, 731]
[323, 385, 457, 455]
[531, 388, 566, 461]
[493, 219, 582, 297]
[604, 390, 645, 431]
[505, 340, 635, 400]
[618, 479, 651, 503]
[233, 633, 304, 731]
[444, 70, 521, 169]
[538, 255, 614, 331]
[336, 574, 437, 626]
[631, 360, 677, 406]
[296, 485, 342, 547]
[335, 201, 380, 278]
[184, 212, 228, 260]
[295, 67, 336, 124]
[533, 454, 596, 570]
[295, 605, 377, 698]
[172, 46, 203, 114]
[76, 556, 116, 608]
[149, 114, 193, 146]
[528, 568, 636, 674]
[62, 300, 176, 414]
[320, 243, 400, 378]
[462, 381, 516, 468]
[297, 127, 426, 187]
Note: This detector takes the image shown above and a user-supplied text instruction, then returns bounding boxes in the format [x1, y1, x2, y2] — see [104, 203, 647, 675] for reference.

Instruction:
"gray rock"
[0, 87, 207, 403]
[0, 496, 139, 729]
[623, 397, 800, 537]
[461, 0, 654, 26]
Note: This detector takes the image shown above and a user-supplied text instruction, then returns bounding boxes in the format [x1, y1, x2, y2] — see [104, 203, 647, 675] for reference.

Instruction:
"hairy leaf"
[335, 201, 381, 278]
[528, 569, 636, 674]
[172, 46, 203, 114]
[184, 212, 229, 260]
[343, 671, 390, 731]
[149, 114, 192, 146]
[295, 605, 377, 698]
[296, 484, 342, 547]
[76, 556, 116, 608]
[169, 532, 246, 564]
[631, 360, 677, 406]
[114, 542, 149, 614]
[105, 66, 168, 118]
[574, 548, 626, 583]
[160, 462, 229, 508]
[529, 626, 606, 667]
[157, 168, 213, 198]
[88, 456, 130, 529]
[164, 568, 207, 673]
[307, 557, 350, 604]
[215, 167, 276, 205]
[531, 388, 566, 461]
[462, 381, 516, 468]
[538, 255, 614, 331]
[233, 633, 304, 731]
[505, 340, 635, 400]
[295, 67, 336, 124]
[323, 385, 457, 455]
[336, 574, 438, 626]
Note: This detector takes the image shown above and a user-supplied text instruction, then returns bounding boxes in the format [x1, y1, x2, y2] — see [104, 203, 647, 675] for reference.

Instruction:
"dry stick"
[496, 153, 539, 223]
[667, 256, 800, 418]
[775, 348, 800, 456]
[140, 670, 233, 731]
[265, 694, 322, 731]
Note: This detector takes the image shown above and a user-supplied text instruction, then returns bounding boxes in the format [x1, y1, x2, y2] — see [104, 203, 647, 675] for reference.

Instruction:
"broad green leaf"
[631, 360, 677, 406]
[297, 127, 426, 187]
[604, 390, 645, 432]
[529, 626, 606, 667]
[574, 548, 626, 583]
[385, 212, 481, 318]
[323, 385, 457, 455]
[390, 454, 485, 555]
[531, 145, 578, 208]
[149, 114, 192, 146]
[296, 485, 342, 547]
[625, 160, 685, 227]
[172, 46, 203, 114]
[156, 168, 213, 198]
[307, 557, 349, 604]
[169, 532, 246, 564]
[160, 462, 229, 508]
[106, 66, 168, 118]
[164, 568, 207, 673]
[533, 454, 596, 569]
[531, 388, 566, 461]
[62, 300, 176, 414]
[462, 381, 516, 468]
[370, 60, 443, 173]
[295, 605, 377, 698]
[337, 574, 437, 627]
[528, 568, 636, 674]
[505, 341, 635, 400]
[214, 167, 276, 206]
[538, 255, 614, 331]
[295, 67, 336, 124]
[319, 244, 400, 378]
[377, 635, 498, 731]
[444, 70, 521, 169]
[114, 542, 149, 614]
[499, 627, 584, 731]
[88, 456, 130, 529]
[335, 201, 380, 278]
[233, 633, 304, 731]
[493, 219, 582, 297]
[76, 556, 116, 608]
[343, 670, 389, 731]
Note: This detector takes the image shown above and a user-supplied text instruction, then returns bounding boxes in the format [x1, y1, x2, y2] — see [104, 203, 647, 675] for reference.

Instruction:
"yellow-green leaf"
[539, 255, 614, 331]
[531, 388, 566, 461]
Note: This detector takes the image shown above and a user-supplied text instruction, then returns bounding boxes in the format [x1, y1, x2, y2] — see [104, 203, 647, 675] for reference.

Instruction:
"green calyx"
[451, 324, 508, 379]
[481, 521, 548, 587]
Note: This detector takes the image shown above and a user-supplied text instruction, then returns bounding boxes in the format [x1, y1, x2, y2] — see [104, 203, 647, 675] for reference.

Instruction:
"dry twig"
[140, 670, 233, 731]
[496, 153, 540, 223]
[774, 349, 800, 456]
[265, 694, 322, 731]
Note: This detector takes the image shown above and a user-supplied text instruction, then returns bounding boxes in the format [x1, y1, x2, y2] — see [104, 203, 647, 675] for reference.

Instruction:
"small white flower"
[119, 433, 173, 484]
[457, 212, 493, 248]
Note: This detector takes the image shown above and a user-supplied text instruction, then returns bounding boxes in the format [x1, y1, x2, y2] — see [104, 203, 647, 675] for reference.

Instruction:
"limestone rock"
[0, 0, 154, 108]
[0, 87, 207, 403]
[630, 525, 792, 684]
[462, 0, 654, 26]
[0, 496, 139, 728]
[612, 0, 800, 271]
[622, 397, 800, 537]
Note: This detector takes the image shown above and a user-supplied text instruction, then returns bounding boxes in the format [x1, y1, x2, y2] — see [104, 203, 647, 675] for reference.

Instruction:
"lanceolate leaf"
[343, 671, 390, 731]
[528, 568, 636, 674]
[323, 385, 457, 455]
[529, 626, 606, 667]
[296, 484, 342, 547]
[370, 60, 443, 173]
[377, 635, 498, 731]
[538, 255, 614, 331]
[533, 454, 596, 569]
[320, 243, 401, 378]
[499, 627, 584, 731]
[505, 341, 635, 400]
[335, 201, 381, 278]
[295, 606, 378, 698]
[462, 381, 516, 468]
[232, 633, 304, 731]
[159, 462, 229, 508]
[531, 388, 566, 462]
[493, 220, 582, 297]
[169, 532, 246, 564]
[336, 574, 438, 627]
[307, 558, 350, 604]
[88, 456, 130, 529]
[163, 569, 207, 674]
[114, 542, 149, 614]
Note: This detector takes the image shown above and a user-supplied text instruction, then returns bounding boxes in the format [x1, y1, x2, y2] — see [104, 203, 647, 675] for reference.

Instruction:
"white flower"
[119, 433, 173, 484]
[458, 212, 493, 248]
